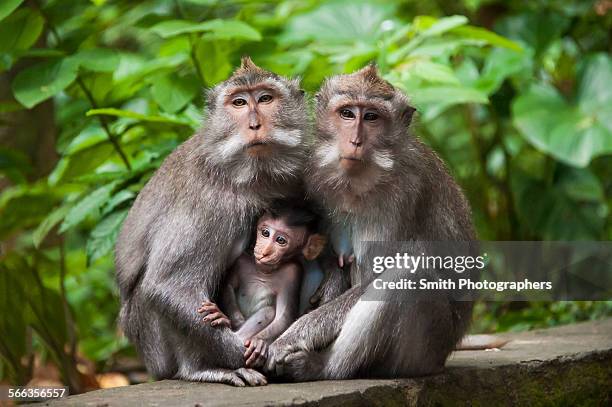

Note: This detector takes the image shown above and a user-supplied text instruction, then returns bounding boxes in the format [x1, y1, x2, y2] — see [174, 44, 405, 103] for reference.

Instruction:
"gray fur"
[115, 62, 308, 385]
[266, 66, 476, 380]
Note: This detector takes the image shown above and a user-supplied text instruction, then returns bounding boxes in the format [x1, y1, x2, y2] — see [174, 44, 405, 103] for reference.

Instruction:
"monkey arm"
[139, 237, 243, 348]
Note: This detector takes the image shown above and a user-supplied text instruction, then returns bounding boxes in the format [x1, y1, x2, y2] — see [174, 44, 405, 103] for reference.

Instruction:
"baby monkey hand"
[197, 300, 231, 328]
[244, 337, 268, 368]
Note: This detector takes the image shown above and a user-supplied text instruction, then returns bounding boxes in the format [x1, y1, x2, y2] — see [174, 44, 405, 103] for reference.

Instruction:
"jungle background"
[0, 0, 611, 393]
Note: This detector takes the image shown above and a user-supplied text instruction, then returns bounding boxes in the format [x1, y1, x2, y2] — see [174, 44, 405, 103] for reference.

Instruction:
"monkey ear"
[402, 105, 416, 126]
[302, 234, 327, 261]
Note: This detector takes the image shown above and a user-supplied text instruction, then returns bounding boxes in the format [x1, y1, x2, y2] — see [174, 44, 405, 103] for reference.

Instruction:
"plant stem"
[76, 78, 132, 170]
[34, 1, 132, 170]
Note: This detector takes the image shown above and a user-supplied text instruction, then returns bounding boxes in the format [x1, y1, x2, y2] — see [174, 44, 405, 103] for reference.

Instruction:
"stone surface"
[33, 318, 612, 406]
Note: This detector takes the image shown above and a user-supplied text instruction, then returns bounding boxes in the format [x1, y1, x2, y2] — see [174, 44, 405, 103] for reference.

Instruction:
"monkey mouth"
[340, 156, 362, 162]
[245, 141, 274, 157]
[255, 258, 279, 267]
[246, 141, 270, 149]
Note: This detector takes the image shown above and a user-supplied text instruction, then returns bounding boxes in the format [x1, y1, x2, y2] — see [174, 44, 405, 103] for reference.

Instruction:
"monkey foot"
[225, 368, 268, 387]
[276, 350, 324, 382]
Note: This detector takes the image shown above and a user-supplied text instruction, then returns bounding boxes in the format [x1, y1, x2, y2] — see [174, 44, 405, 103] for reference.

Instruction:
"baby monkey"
[198, 203, 325, 368]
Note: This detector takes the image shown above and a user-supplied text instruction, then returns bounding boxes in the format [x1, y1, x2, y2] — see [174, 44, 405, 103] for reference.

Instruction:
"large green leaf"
[72, 48, 120, 72]
[12, 58, 78, 108]
[512, 54, 612, 167]
[413, 15, 468, 38]
[0, 0, 23, 22]
[151, 19, 261, 41]
[194, 39, 233, 86]
[59, 182, 119, 233]
[496, 11, 569, 56]
[281, 2, 393, 46]
[151, 73, 198, 113]
[0, 7, 43, 53]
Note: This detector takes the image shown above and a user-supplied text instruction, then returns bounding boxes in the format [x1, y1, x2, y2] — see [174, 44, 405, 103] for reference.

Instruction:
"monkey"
[197, 203, 326, 369]
[114, 57, 309, 386]
[264, 64, 477, 381]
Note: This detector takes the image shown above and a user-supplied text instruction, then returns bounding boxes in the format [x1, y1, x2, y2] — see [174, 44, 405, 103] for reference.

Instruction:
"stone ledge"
[34, 318, 612, 406]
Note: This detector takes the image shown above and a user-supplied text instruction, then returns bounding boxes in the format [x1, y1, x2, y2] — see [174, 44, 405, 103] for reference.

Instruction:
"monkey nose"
[350, 139, 362, 147]
[249, 123, 262, 130]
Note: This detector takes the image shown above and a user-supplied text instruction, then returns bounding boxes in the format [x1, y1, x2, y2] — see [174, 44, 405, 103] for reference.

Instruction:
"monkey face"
[328, 101, 390, 173]
[202, 58, 308, 186]
[311, 65, 416, 192]
[253, 215, 308, 268]
[223, 86, 281, 158]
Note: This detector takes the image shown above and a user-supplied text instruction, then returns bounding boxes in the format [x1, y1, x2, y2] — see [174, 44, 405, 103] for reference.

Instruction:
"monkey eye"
[232, 98, 247, 107]
[258, 94, 273, 103]
[340, 109, 356, 119]
[364, 112, 379, 121]
[261, 228, 270, 238]
[275, 236, 288, 246]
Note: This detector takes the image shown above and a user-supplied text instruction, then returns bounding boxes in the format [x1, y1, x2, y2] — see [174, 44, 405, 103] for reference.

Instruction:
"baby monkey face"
[253, 215, 307, 268]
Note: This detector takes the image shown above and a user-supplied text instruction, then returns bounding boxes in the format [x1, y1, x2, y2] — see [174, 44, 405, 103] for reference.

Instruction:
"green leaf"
[194, 39, 232, 86]
[64, 125, 108, 155]
[408, 60, 460, 85]
[72, 48, 120, 72]
[476, 48, 529, 94]
[151, 19, 261, 41]
[0, 8, 44, 53]
[151, 73, 198, 113]
[281, 2, 393, 46]
[86, 108, 192, 126]
[102, 190, 135, 216]
[32, 204, 70, 247]
[12, 58, 78, 108]
[197, 19, 262, 41]
[577, 53, 612, 113]
[557, 167, 604, 202]
[87, 209, 128, 263]
[411, 86, 488, 106]
[512, 56, 612, 167]
[496, 12, 568, 56]
[0, 0, 24, 22]
[59, 182, 118, 233]
[451, 26, 522, 51]
[416, 15, 468, 38]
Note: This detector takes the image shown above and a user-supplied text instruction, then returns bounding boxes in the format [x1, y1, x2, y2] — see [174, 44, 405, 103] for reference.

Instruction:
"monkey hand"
[265, 339, 305, 377]
[197, 301, 231, 328]
[244, 337, 268, 368]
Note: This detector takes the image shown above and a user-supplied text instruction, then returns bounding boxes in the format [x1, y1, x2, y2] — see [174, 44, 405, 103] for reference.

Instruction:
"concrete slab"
[31, 318, 612, 406]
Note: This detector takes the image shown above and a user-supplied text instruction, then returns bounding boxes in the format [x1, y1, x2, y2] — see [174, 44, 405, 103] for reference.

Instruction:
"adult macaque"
[198, 204, 325, 369]
[115, 57, 308, 386]
[266, 65, 476, 380]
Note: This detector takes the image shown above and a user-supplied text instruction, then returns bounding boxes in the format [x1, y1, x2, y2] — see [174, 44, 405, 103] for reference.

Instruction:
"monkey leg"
[236, 306, 276, 341]
[277, 299, 457, 381]
[266, 286, 361, 376]
[176, 366, 267, 387]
